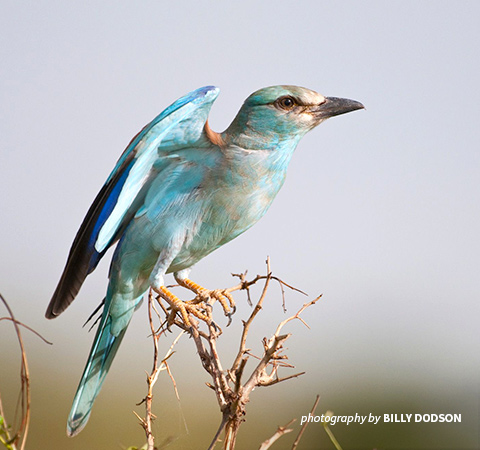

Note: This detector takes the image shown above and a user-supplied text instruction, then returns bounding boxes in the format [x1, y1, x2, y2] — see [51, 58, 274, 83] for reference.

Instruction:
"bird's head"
[225, 85, 364, 150]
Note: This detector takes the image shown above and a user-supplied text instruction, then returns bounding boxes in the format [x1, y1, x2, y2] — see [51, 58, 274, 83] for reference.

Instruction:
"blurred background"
[1, 1, 479, 449]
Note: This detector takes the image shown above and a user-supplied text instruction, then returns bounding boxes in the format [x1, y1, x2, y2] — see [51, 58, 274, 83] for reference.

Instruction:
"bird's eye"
[276, 96, 297, 110]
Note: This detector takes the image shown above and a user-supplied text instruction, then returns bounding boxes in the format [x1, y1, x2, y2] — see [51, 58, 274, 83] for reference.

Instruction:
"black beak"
[314, 96, 364, 119]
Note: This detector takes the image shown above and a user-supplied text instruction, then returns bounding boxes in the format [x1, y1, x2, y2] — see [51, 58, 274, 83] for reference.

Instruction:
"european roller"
[46, 85, 363, 436]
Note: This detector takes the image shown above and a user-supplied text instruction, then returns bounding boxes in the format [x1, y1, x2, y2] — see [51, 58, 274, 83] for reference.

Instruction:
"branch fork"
[138, 258, 320, 450]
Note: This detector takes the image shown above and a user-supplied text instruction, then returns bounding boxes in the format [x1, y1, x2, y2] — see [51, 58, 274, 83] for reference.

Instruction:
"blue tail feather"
[67, 310, 127, 436]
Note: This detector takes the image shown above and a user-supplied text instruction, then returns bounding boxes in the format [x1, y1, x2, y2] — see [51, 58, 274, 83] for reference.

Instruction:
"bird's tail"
[67, 302, 130, 437]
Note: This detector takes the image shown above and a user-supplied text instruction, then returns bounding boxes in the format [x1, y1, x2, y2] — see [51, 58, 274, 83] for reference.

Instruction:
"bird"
[46, 85, 364, 436]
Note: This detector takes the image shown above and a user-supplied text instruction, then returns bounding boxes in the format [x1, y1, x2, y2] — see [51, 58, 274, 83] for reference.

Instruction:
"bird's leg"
[174, 271, 236, 317]
[150, 252, 210, 327]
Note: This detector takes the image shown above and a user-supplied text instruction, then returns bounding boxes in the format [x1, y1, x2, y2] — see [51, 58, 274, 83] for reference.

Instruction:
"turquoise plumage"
[46, 85, 363, 436]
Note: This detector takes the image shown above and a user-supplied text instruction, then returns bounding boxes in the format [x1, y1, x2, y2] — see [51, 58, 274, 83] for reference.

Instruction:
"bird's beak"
[312, 96, 364, 120]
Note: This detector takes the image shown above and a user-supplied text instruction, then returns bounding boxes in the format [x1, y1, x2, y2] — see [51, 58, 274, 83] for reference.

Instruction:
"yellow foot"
[177, 278, 236, 317]
[156, 286, 210, 327]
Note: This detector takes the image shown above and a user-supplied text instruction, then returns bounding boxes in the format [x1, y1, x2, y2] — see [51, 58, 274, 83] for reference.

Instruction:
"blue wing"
[46, 86, 220, 318]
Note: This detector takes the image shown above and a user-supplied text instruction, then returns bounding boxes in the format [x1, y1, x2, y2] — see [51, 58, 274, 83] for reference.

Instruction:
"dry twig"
[136, 290, 185, 450]
[0, 293, 51, 450]
[0, 293, 30, 450]
[258, 418, 295, 450]
[144, 258, 319, 450]
[291, 395, 321, 450]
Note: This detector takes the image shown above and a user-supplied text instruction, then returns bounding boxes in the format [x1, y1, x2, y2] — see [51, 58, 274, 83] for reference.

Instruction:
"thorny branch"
[136, 290, 185, 450]
[141, 258, 320, 450]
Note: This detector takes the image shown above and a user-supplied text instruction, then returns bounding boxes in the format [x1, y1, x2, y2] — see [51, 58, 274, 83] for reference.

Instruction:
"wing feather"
[46, 86, 219, 318]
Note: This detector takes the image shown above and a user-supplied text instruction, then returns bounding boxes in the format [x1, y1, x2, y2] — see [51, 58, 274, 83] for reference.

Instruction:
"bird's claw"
[203, 288, 236, 318]
[176, 278, 236, 325]
[156, 285, 211, 327]
[225, 305, 237, 327]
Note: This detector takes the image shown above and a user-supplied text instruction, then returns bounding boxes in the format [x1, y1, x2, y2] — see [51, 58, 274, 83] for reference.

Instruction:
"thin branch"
[291, 395, 320, 450]
[258, 371, 305, 387]
[0, 318, 52, 345]
[258, 419, 295, 450]
[228, 274, 307, 298]
[0, 293, 31, 450]
[137, 290, 184, 450]
[231, 258, 273, 372]
[165, 362, 179, 401]
[243, 333, 291, 394]
[144, 290, 159, 450]
[273, 296, 322, 337]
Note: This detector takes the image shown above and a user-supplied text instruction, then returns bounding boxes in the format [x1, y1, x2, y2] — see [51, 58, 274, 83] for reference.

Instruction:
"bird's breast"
[167, 150, 288, 271]
[210, 151, 286, 225]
